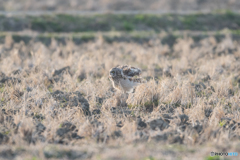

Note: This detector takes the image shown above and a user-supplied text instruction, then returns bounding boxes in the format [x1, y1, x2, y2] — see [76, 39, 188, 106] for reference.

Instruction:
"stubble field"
[0, 31, 240, 160]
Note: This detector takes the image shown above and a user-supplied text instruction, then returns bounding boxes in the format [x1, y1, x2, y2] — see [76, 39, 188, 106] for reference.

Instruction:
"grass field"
[0, 11, 240, 160]
[1, 0, 240, 12]
[1, 11, 240, 32]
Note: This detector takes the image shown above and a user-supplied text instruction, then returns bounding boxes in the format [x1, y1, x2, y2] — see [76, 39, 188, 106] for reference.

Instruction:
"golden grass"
[0, 34, 240, 159]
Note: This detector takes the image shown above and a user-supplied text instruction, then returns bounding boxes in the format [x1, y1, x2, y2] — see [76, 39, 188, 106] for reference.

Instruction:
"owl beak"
[109, 74, 114, 80]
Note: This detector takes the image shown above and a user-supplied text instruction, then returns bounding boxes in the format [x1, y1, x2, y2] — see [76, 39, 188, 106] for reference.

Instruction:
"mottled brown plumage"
[117, 65, 142, 77]
[109, 65, 145, 93]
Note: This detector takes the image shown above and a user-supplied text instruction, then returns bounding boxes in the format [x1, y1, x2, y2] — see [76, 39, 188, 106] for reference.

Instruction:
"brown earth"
[0, 34, 240, 159]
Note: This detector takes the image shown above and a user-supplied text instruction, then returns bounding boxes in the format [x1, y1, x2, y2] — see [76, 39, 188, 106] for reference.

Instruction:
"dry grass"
[0, 34, 240, 159]
[1, 0, 240, 12]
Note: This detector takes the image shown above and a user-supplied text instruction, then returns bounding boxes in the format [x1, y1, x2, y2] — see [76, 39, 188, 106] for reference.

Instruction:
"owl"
[109, 65, 145, 93]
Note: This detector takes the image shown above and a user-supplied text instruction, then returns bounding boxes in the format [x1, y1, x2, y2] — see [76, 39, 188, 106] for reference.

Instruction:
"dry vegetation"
[0, 34, 240, 160]
[1, 0, 240, 12]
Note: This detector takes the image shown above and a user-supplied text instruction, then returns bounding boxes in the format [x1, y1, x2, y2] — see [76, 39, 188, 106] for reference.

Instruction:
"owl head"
[109, 67, 123, 78]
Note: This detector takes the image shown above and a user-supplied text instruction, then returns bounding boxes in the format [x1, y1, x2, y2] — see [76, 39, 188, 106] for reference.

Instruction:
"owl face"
[109, 68, 122, 78]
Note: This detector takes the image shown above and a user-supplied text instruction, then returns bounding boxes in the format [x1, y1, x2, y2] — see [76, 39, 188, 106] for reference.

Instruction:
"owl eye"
[111, 71, 115, 73]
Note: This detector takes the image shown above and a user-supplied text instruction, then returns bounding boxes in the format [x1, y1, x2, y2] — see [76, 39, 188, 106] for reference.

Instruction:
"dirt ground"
[0, 1, 240, 159]
[0, 33, 240, 159]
